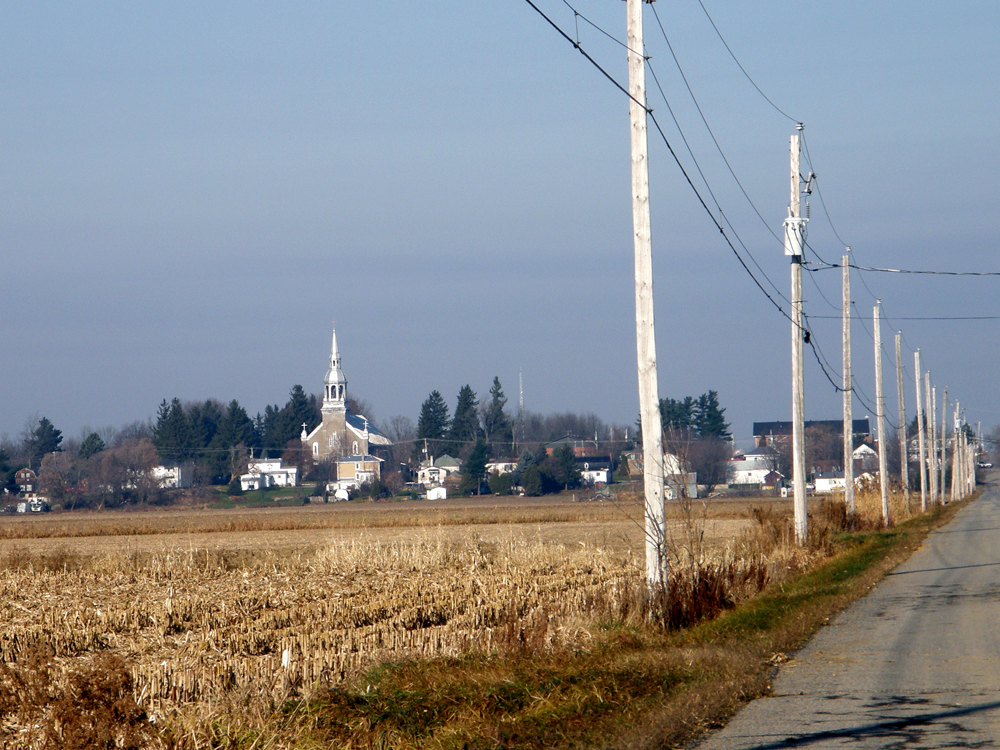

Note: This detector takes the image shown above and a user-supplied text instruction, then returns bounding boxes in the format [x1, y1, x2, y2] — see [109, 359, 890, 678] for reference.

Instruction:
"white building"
[814, 472, 846, 494]
[152, 465, 193, 489]
[417, 455, 462, 487]
[727, 446, 781, 486]
[486, 459, 517, 475]
[663, 453, 698, 498]
[853, 443, 879, 472]
[240, 458, 299, 491]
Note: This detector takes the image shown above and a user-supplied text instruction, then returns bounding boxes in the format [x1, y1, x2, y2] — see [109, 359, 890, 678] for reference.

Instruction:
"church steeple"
[323, 321, 347, 413]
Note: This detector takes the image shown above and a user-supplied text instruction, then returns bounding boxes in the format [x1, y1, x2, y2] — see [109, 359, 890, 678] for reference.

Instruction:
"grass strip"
[256, 497, 972, 750]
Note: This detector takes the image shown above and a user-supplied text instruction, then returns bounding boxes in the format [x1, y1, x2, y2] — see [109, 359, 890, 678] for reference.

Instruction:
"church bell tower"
[323, 322, 347, 415]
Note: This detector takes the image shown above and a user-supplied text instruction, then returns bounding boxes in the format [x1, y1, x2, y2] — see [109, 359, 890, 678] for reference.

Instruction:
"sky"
[2, 1, 999, 450]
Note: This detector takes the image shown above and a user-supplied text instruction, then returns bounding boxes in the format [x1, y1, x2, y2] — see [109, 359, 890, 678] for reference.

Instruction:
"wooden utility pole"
[874, 303, 890, 525]
[786, 129, 808, 545]
[627, 0, 666, 587]
[895, 332, 908, 507]
[925, 374, 935, 505]
[930, 383, 938, 505]
[842, 254, 855, 513]
[939, 388, 948, 504]
[951, 402, 959, 501]
[915, 350, 927, 512]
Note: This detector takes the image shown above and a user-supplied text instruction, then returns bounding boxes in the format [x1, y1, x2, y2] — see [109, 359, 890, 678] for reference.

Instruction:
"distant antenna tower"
[519, 368, 525, 442]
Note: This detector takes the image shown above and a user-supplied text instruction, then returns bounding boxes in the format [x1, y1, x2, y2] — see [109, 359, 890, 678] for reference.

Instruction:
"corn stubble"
[0, 489, 914, 748]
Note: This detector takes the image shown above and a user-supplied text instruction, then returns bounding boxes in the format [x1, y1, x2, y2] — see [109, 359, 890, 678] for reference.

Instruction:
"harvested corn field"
[0, 493, 772, 747]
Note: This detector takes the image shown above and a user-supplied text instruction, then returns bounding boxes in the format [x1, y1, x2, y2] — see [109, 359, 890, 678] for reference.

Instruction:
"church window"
[313, 442, 319, 456]
[353, 441, 359, 455]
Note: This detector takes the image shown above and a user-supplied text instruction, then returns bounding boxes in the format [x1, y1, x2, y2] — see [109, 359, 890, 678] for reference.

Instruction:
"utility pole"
[627, 0, 666, 587]
[930, 383, 938, 505]
[925, 374, 935, 505]
[786, 128, 808, 545]
[951, 402, 959, 502]
[843, 254, 855, 513]
[874, 303, 890, 526]
[895, 332, 908, 508]
[915, 350, 927, 512]
[939, 388, 948, 504]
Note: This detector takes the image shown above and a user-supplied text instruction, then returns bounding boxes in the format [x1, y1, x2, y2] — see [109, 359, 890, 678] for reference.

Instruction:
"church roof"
[346, 413, 392, 445]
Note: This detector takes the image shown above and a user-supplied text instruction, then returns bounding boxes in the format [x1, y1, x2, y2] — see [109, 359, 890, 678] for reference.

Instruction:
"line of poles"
[789, 133, 979, 542]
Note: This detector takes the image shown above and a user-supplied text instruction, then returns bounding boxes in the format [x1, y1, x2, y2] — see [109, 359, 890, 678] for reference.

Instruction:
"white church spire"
[323, 320, 347, 413]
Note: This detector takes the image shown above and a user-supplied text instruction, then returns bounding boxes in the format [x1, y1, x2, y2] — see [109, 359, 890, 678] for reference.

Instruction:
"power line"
[523, 0, 850, 395]
[809, 314, 1000, 321]
[693, 0, 799, 124]
[649, 3, 785, 250]
[808, 262, 1000, 278]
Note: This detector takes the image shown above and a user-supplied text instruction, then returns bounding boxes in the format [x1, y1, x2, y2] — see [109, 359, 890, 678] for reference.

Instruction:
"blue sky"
[2, 1, 998, 448]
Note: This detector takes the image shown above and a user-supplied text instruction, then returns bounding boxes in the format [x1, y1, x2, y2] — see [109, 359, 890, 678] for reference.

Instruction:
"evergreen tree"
[659, 397, 696, 435]
[187, 400, 223, 455]
[260, 404, 284, 457]
[694, 391, 730, 438]
[521, 465, 544, 496]
[27, 417, 63, 470]
[414, 390, 451, 461]
[284, 385, 318, 437]
[448, 385, 479, 449]
[78, 432, 106, 460]
[209, 400, 258, 479]
[153, 398, 190, 463]
[459, 439, 489, 495]
[0, 448, 17, 494]
[481, 377, 512, 450]
[553, 444, 582, 489]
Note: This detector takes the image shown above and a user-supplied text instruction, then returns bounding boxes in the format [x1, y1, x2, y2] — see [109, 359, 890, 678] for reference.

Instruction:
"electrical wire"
[523, 0, 855, 397]
[649, 3, 786, 250]
[693, 0, 799, 124]
[557, 0, 791, 304]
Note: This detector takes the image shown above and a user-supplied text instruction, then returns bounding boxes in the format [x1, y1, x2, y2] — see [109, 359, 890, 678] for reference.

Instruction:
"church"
[300, 323, 391, 462]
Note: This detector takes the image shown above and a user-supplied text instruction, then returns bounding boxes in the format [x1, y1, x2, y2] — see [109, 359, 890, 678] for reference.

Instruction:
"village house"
[151, 465, 194, 489]
[240, 458, 298, 491]
[417, 455, 462, 487]
[334, 454, 384, 491]
[14, 468, 37, 494]
[576, 457, 612, 485]
[727, 445, 781, 486]
[485, 459, 518, 475]
[545, 436, 600, 457]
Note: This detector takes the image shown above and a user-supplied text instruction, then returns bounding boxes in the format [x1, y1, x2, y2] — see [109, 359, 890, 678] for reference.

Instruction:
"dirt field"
[0, 493, 763, 556]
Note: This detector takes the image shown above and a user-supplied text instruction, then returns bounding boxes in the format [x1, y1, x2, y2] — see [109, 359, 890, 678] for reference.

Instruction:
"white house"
[417, 455, 462, 487]
[663, 453, 698, 498]
[853, 443, 879, 472]
[152, 465, 193, 489]
[427, 486, 447, 500]
[727, 446, 780, 486]
[485, 459, 517, 475]
[576, 457, 612, 485]
[240, 458, 299, 491]
[814, 471, 846, 494]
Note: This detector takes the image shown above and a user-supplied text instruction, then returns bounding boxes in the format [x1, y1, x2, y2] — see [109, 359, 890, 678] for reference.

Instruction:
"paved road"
[696, 480, 1000, 749]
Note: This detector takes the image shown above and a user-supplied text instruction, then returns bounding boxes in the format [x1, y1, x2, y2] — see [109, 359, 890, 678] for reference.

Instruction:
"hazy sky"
[3, 1, 998, 449]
